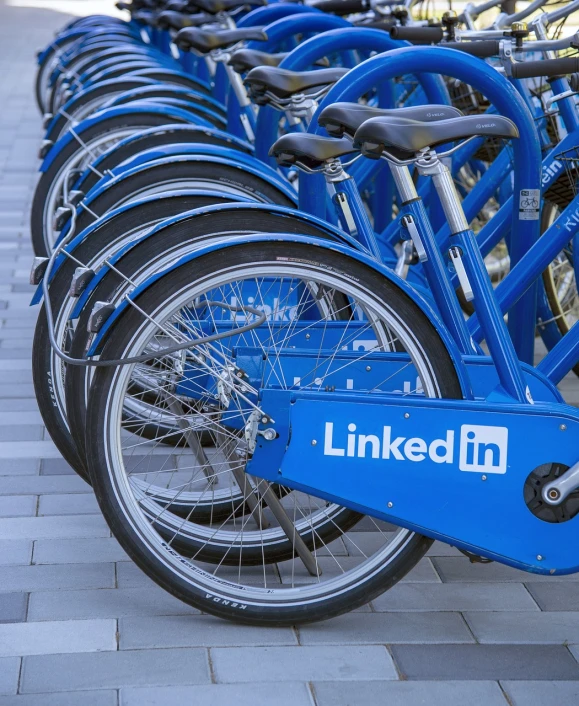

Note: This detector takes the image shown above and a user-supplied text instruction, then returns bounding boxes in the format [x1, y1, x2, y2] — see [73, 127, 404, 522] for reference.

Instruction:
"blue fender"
[86, 232, 472, 398]
[82, 143, 281, 192]
[101, 83, 226, 115]
[105, 98, 220, 128]
[30, 189, 251, 305]
[72, 124, 253, 192]
[39, 103, 201, 172]
[77, 152, 296, 207]
[71, 200, 336, 317]
[43, 77, 159, 141]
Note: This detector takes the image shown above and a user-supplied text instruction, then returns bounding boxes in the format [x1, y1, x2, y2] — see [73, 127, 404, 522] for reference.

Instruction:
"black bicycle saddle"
[269, 133, 356, 169]
[175, 26, 267, 52]
[188, 0, 266, 13]
[354, 114, 519, 159]
[319, 102, 464, 138]
[229, 49, 330, 74]
[245, 67, 348, 103]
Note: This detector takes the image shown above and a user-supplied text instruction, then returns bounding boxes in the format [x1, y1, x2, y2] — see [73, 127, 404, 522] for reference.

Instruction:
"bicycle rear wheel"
[86, 239, 462, 625]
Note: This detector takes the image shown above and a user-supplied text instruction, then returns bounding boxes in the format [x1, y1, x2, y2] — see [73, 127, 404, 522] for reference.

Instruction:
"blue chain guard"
[247, 388, 579, 576]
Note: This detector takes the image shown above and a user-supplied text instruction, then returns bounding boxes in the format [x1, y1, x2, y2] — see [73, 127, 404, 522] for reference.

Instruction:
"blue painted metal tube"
[247, 14, 351, 55]
[452, 228, 528, 402]
[333, 177, 382, 259]
[549, 77, 579, 134]
[402, 199, 476, 356]
[468, 190, 579, 343]
[302, 46, 541, 363]
[537, 318, 579, 385]
[436, 148, 513, 254]
[238, 3, 322, 27]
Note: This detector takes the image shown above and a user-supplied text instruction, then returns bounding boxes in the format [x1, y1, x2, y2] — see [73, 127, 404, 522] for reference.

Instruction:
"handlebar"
[511, 56, 579, 79]
[389, 25, 444, 43]
[443, 40, 501, 58]
[310, 0, 370, 16]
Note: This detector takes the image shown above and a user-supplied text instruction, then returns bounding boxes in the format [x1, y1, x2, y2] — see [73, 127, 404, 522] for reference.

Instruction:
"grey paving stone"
[39, 458, 75, 476]
[0, 385, 34, 398]
[120, 683, 314, 706]
[0, 692, 118, 706]
[20, 648, 211, 692]
[37, 493, 99, 516]
[115, 562, 163, 589]
[0, 427, 40, 443]
[0, 657, 20, 695]
[0, 619, 116, 657]
[432, 557, 579, 582]
[0, 496, 35, 518]
[0, 460, 38, 477]
[0, 540, 31, 566]
[371, 582, 539, 612]
[33, 537, 127, 565]
[0, 593, 27, 623]
[0, 413, 41, 426]
[390, 644, 579, 681]
[465, 611, 579, 644]
[525, 582, 579, 611]
[501, 680, 579, 706]
[313, 680, 509, 706]
[0, 441, 60, 460]
[28, 586, 199, 621]
[120, 615, 297, 650]
[567, 644, 579, 662]
[0, 563, 114, 592]
[211, 646, 397, 683]
[298, 611, 473, 645]
[0, 515, 108, 540]
[0, 475, 89, 495]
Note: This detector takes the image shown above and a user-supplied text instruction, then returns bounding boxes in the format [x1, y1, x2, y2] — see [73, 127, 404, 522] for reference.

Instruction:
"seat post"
[416, 150, 530, 403]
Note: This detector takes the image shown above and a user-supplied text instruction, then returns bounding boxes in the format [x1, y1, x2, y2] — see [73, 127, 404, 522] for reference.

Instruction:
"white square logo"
[459, 425, 508, 474]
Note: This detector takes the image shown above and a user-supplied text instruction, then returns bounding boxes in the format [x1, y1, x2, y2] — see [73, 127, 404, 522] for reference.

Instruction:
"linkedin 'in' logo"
[459, 425, 508, 474]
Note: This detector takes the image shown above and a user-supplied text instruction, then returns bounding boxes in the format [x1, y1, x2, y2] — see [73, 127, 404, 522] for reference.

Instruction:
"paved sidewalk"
[0, 1, 578, 704]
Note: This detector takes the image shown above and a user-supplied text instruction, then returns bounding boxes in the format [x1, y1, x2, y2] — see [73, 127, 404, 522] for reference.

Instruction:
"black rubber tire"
[64, 206, 342, 480]
[30, 110, 192, 256]
[33, 192, 232, 482]
[61, 158, 296, 241]
[74, 125, 249, 195]
[87, 240, 463, 625]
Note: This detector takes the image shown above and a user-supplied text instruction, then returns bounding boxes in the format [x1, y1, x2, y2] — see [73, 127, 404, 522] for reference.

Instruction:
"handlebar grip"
[571, 73, 579, 92]
[389, 26, 444, 43]
[311, 0, 369, 15]
[511, 56, 579, 79]
[442, 40, 501, 58]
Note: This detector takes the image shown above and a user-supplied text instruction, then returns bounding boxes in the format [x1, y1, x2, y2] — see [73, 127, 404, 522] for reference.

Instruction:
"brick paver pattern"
[0, 2, 578, 704]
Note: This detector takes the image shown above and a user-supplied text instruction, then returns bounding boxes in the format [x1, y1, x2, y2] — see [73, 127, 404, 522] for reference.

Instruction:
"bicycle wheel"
[86, 239, 462, 625]
[30, 110, 192, 255]
[33, 191, 236, 481]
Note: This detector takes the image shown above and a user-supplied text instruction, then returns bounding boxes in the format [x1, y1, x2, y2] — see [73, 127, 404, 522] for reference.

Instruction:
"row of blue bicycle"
[30, 0, 579, 624]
